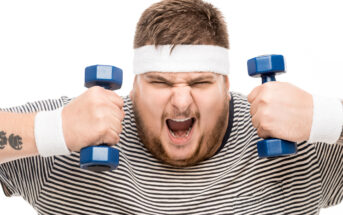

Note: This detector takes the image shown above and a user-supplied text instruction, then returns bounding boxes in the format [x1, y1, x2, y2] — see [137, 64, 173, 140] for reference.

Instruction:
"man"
[1, 0, 343, 214]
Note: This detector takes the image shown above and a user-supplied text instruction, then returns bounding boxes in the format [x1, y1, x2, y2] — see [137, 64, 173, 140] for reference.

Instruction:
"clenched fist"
[61, 86, 125, 152]
[247, 82, 313, 143]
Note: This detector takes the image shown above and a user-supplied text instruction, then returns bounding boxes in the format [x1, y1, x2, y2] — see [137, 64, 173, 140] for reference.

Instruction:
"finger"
[108, 104, 125, 122]
[249, 98, 258, 117]
[103, 90, 124, 109]
[249, 84, 274, 116]
[251, 110, 260, 129]
[254, 107, 273, 139]
[109, 114, 123, 135]
[247, 85, 262, 104]
[102, 129, 120, 145]
[254, 111, 269, 139]
[97, 115, 122, 146]
[257, 125, 269, 139]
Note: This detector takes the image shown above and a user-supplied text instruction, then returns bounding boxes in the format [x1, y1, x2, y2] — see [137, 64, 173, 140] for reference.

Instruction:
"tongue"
[173, 130, 188, 137]
[167, 118, 193, 131]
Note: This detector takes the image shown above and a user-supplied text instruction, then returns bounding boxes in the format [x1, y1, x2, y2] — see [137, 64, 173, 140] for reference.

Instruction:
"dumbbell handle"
[261, 74, 276, 84]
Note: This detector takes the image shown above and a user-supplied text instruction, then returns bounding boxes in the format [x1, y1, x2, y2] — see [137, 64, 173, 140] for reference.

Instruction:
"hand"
[62, 86, 125, 152]
[247, 82, 313, 143]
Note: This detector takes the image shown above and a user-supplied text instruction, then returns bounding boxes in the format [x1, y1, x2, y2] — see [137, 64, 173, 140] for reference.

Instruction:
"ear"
[223, 75, 231, 101]
[130, 75, 138, 100]
[129, 90, 134, 101]
[224, 75, 229, 89]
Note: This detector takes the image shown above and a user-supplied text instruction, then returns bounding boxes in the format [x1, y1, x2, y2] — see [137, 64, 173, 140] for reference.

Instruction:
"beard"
[132, 96, 230, 167]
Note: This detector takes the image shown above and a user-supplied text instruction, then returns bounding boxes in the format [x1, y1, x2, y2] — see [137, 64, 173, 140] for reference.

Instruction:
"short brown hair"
[134, 0, 229, 49]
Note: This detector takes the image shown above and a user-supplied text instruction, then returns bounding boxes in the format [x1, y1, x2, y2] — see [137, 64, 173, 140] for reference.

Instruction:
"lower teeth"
[170, 127, 192, 138]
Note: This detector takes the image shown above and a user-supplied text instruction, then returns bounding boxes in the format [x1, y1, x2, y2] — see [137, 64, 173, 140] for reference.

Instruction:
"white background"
[0, 0, 342, 214]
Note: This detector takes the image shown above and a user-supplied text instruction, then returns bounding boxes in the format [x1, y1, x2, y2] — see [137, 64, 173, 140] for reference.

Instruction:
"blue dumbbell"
[247, 55, 297, 158]
[80, 65, 123, 171]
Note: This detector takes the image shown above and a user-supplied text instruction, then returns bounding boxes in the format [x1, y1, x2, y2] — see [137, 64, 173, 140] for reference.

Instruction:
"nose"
[170, 86, 193, 114]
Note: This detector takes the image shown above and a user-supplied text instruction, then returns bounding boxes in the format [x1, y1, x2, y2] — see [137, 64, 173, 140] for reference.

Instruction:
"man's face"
[130, 72, 230, 167]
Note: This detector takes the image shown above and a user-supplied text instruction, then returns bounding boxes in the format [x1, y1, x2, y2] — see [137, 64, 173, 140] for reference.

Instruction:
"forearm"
[0, 111, 38, 164]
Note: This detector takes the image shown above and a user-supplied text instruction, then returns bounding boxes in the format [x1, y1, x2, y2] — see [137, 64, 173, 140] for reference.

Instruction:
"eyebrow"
[144, 74, 173, 83]
[144, 74, 217, 83]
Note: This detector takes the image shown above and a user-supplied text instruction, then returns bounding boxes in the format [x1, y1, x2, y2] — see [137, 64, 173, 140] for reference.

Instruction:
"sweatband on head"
[34, 108, 70, 157]
[133, 45, 229, 75]
[308, 95, 343, 144]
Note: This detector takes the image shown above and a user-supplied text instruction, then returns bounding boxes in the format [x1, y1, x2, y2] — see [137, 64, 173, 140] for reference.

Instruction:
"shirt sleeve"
[313, 141, 343, 208]
[0, 96, 71, 205]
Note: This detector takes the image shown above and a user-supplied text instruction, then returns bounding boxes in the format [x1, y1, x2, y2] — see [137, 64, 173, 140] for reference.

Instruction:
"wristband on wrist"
[308, 95, 343, 144]
[34, 108, 70, 157]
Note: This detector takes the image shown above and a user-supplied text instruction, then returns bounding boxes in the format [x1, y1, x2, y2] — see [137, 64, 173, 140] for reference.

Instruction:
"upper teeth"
[171, 118, 191, 122]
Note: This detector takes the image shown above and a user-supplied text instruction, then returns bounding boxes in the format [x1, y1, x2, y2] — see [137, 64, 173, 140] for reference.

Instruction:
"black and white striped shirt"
[1, 92, 343, 215]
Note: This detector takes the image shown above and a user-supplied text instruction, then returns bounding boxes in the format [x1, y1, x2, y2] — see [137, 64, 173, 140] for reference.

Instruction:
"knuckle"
[260, 94, 270, 105]
[92, 86, 105, 93]
[249, 104, 255, 115]
[94, 110, 105, 121]
[106, 135, 117, 145]
[112, 92, 122, 100]
[260, 107, 271, 121]
[109, 131, 120, 144]
[110, 91, 123, 104]
[90, 87, 106, 101]
[115, 134, 120, 143]
[257, 129, 265, 138]
[259, 121, 271, 133]
[260, 109, 267, 119]
[113, 107, 125, 121]
[116, 97, 124, 108]
[95, 120, 108, 136]
[263, 82, 274, 90]
[112, 104, 121, 112]
[88, 86, 99, 97]
[89, 97, 104, 110]
[251, 119, 257, 129]
[118, 124, 123, 133]
[113, 118, 123, 133]
[97, 125, 107, 138]
[120, 111, 125, 121]
[260, 87, 272, 104]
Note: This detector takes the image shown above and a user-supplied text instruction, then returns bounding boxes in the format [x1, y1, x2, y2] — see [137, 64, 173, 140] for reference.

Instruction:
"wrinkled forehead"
[140, 71, 220, 82]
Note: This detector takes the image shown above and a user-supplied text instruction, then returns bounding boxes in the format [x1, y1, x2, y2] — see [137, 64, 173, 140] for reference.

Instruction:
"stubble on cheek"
[132, 97, 229, 167]
[132, 102, 203, 167]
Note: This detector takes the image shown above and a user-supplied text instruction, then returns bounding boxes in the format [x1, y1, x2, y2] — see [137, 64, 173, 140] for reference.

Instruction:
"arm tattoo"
[0, 131, 7, 149]
[0, 130, 23, 150]
[9, 134, 23, 150]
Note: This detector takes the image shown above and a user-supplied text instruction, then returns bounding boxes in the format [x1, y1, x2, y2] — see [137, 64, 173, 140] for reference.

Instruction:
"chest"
[35, 145, 322, 215]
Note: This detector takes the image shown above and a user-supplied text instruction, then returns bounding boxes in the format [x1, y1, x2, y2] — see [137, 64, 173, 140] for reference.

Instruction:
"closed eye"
[190, 81, 212, 86]
[150, 81, 172, 86]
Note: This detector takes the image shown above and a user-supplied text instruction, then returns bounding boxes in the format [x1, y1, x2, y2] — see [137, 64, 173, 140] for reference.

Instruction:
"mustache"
[162, 109, 200, 120]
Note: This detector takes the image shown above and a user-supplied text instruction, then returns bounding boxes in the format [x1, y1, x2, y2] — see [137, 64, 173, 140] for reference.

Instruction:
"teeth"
[170, 127, 192, 138]
[171, 118, 191, 122]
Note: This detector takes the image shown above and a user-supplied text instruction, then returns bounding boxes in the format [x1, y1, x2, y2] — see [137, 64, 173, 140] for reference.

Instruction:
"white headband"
[133, 45, 229, 75]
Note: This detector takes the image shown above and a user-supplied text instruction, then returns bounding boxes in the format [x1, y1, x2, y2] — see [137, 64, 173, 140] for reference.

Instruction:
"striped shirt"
[1, 92, 343, 215]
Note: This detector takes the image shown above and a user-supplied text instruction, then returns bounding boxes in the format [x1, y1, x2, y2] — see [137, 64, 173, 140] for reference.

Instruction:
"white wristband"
[308, 95, 343, 144]
[34, 108, 70, 157]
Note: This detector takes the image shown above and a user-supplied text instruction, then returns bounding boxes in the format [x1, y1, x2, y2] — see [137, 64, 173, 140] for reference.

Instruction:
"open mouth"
[166, 117, 196, 144]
